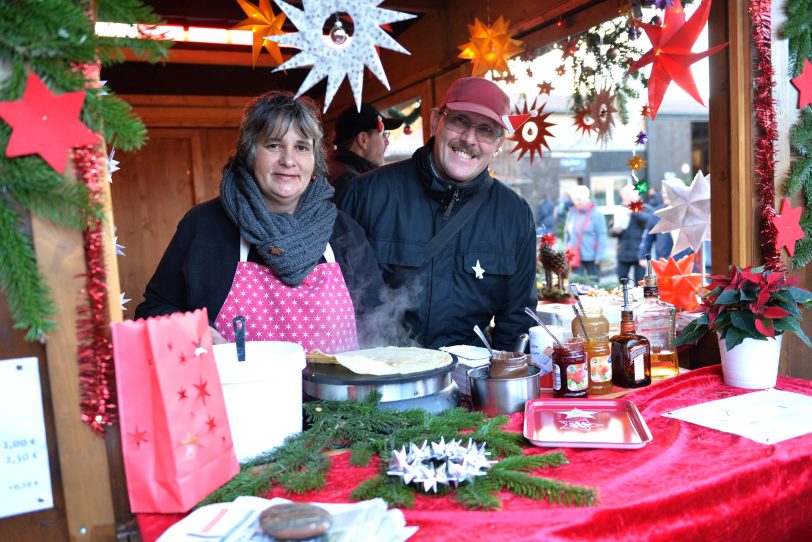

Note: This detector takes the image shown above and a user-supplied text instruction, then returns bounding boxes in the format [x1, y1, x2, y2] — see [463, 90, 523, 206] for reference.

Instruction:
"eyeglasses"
[439, 109, 502, 143]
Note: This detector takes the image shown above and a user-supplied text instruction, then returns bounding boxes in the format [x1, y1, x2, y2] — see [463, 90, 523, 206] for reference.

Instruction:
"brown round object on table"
[258, 503, 332, 540]
[488, 351, 529, 379]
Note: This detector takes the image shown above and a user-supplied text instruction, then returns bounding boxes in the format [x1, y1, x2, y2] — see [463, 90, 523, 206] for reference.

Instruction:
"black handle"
[233, 315, 246, 362]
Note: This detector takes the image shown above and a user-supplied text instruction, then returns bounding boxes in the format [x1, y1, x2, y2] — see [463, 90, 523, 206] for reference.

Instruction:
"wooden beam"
[118, 94, 246, 128]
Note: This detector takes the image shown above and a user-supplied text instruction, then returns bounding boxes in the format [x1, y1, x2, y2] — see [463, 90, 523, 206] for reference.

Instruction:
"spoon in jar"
[570, 284, 586, 317]
[524, 307, 563, 348]
[473, 325, 494, 358]
[572, 305, 590, 342]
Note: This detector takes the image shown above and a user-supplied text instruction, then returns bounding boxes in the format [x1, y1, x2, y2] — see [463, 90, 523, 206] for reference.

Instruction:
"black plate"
[303, 354, 458, 385]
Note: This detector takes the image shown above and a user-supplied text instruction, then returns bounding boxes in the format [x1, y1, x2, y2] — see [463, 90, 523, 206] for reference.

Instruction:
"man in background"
[339, 77, 537, 350]
[327, 103, 402, 202]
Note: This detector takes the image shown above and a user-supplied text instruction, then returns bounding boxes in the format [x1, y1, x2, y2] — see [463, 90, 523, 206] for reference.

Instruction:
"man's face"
[431, 108, 503, 183]
[363, 128, 389, 167]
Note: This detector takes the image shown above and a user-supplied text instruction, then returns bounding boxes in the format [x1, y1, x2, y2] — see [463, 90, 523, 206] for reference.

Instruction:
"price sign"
[0, 357, 54, 519]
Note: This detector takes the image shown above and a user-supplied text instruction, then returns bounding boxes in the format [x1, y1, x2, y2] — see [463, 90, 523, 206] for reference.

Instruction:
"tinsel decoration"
[74, 144, 116, 434]
[387, 438, 496, 493]
[589, 86, 617, 146]
[750, 0, 783, 272]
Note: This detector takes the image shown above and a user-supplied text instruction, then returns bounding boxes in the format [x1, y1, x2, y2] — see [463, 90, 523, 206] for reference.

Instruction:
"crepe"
[332, 347, 453, 376]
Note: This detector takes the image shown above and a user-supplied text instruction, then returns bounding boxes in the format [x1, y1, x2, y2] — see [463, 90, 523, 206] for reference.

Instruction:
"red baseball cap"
[441, 77, 511, 132]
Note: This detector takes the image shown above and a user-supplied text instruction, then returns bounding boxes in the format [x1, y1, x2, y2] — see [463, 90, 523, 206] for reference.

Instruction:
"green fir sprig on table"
[0, 0, 169, 340]
[200, 394, 597, 510]
[780, 0, 812, 268]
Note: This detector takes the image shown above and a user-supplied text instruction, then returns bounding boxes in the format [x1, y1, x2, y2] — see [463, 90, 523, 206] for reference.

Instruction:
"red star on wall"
[194, 377, 212, 406]
[791, 59, 812, 109]
[770, 198, 805, 257]
[626, 0, 728, 118]
[0, 73, 98, 173]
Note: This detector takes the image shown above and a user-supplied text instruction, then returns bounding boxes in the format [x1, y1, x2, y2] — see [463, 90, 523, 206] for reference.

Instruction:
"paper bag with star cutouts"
[111, 308, 239, 513]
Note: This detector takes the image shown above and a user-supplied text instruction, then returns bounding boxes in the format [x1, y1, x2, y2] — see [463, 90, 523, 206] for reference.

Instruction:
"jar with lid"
[571, 307, 613, 394]
[488, 351, 529, 379]
[552, 337, 588, 398]
[570, 306, 610, 337]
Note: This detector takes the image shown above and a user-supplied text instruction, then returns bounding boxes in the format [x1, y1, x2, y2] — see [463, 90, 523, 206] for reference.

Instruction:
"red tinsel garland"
[749, 0, 784, 272]
[73, 145, 116, 435]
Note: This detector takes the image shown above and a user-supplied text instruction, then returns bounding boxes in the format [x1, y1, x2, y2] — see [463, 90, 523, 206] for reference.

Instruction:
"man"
[327, 103, 403, 202]
[338, 77, 537, 350]
[611, 183, 652, 283]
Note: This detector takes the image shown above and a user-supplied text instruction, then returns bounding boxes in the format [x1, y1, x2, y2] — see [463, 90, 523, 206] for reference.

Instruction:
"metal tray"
[523, 397, 653, 449]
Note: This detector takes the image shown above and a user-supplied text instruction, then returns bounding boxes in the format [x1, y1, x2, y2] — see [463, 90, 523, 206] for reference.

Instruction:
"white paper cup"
[529, 325, 563, 389]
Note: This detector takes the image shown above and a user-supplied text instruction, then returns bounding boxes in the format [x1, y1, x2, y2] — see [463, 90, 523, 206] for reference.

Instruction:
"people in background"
[563, 185, 607, 279]
[338, 77, 537, 351]
[611, 184, 653, 284]
[535, 196, 554, 233]
[136, 91, 385, 353]
[639, 186, 673, 263]
[327, 103, 402, 202]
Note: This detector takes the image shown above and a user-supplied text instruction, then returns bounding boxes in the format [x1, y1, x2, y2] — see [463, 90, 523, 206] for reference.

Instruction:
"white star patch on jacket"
[472, 260, 485, 279]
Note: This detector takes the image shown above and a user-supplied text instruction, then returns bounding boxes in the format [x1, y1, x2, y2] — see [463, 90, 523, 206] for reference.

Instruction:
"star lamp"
[458, 16, 525, 77]
[231, 0, 286, 67]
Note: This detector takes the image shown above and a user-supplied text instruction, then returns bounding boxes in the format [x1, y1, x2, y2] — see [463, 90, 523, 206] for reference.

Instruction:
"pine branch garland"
[199, 394, 597, 511]
[780, 0, 812, 76]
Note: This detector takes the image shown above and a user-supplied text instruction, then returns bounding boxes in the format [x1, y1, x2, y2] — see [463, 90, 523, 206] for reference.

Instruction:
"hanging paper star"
[626, 0, 728, 119]
[526, 67, 534, 77]
[640, 104, 652, 118]
[560, 36, 579, 59]
[628, 200, 646, 213]
[572, 107, 594, 136]
[538, 81, 554, 95]
[627, 155, 646, 170]
[555, 64, 566, 76]
[113, 236, 126, 256]
[267, 0, 416, 112]
[504, 73, 517, 84]
[458, 16, 524, 77]
[120, 292, 131, 311]
[588, 86, 617, 146]
[650, 170, 711, 253]
[510, 100, 554, 165]
[770, 198, 805, 257]
[0, 73, 99, 173]
[635, 130, 649, 145]
[633, 178, 651, 194]
[654, 0, 675, 9]
[791, 59, 812, 109]
[651, 253, 702, 311]
[107, 148, 120, 183]
[231, 0, 286, 67]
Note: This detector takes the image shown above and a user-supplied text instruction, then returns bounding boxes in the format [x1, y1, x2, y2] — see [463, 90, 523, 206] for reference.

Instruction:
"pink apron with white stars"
[214, 238, 359, 354]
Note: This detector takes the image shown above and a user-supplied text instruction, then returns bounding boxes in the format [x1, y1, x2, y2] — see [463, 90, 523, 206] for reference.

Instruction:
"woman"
[135, 91, 384, 353]
[563, 184, 607, 279]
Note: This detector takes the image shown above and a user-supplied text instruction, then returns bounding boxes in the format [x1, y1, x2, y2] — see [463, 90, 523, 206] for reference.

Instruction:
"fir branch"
[349, 441, 375, 467]
[489, 468, 597, 506]
[780, 0, 812, 76]
[785, 156, 812, 199]
[351, 475, 416, 509]
[791, 109, 812, 156]
[83, 93, 148, 151]
[455, 478, 502, 510]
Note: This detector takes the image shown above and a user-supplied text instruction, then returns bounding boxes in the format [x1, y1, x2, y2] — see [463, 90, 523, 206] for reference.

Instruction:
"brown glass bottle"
[610, 279, 651, 388]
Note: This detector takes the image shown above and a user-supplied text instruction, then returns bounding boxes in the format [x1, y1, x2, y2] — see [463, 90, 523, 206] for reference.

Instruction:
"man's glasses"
[439, 109, 502, 143]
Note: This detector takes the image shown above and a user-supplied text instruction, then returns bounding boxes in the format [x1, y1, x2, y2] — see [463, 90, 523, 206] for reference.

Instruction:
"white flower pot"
[718, 335, 782, 389]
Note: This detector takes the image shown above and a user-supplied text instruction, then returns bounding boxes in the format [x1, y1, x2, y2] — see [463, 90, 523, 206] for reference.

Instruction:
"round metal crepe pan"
[303, 355, 458, 385]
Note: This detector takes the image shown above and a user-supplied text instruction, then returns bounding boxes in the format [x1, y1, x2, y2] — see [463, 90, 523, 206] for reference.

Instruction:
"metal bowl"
[468, 365, 541, 416]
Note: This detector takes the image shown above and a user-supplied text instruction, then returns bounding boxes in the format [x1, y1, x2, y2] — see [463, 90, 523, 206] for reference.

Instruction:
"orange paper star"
[651, 253, 702, 311]
[791, 59, 812, 109]
[458, 16, 524, 77]
[627, 155, 646, 171]
[510, 100, 555, 165]
[771, 198, 805, 257]
[626, 0, 728, 119]
[231, 0, 286, 67]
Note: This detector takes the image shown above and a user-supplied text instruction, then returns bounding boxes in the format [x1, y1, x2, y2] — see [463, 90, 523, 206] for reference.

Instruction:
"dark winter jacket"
[611, 205, 653, 263]
[134, 198, 386, 344]
[337, 139, 538, 351]
[638, 209, 673, 260]
[327, 149, 378, 203]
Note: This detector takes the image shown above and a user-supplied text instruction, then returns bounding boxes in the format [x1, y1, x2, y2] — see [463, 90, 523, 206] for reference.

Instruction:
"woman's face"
[253, 122, 316, 213]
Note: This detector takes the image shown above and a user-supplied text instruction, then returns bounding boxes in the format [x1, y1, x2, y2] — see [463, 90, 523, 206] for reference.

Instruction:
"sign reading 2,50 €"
[0, 357, 54, 519]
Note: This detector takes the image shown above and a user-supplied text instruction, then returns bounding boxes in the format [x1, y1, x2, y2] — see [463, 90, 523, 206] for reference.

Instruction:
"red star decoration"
[0, 73, 98, 173]
[178, 352, 187, 364]
[541, 233, 557, 246]
[193, 376, 212, 405]
[560, 37, 579, 59]
[572, 107, 594, 136]
[640, 104, 652, 118]
[510, 100, 555, 165]
[651, 253, 703, 311]
[791, 59, 812, 109]
[628, 200, 645, 213]
[166, 342, 173, 351]
[206, 416, 218, 432]
[626, 0, 728, 119]
[128, 426, 149, 447]
[177, 387, 189, 401]
[538, 81, 554, 95]
[770, 198, 805, 257]
[555, 65, 566, 76]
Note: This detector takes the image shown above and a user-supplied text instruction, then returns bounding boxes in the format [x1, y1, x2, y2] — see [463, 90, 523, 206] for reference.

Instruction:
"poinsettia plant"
[675, 265, 812, 350]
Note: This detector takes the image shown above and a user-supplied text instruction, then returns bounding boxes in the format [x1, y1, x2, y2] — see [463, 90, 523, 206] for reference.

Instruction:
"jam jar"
[552, 337, 588, 398]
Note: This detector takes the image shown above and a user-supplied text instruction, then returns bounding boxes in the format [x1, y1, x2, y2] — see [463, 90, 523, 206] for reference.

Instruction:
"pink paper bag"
[112, 309, 239, 513]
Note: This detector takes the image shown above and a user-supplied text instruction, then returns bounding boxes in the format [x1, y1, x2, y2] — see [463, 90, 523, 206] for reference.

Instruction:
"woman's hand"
[209, 326, 228, 345]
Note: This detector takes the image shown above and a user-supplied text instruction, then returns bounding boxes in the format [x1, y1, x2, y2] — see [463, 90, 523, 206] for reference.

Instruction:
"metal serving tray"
[523, 397, 653, 449]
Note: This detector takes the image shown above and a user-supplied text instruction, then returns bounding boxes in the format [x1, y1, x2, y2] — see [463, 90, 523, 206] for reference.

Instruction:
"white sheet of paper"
[0, 357, 54, 519]
[661, 388, 812, 445]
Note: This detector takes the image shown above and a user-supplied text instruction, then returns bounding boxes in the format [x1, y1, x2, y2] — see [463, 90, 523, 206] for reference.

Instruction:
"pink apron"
[214, 238, 359, 353]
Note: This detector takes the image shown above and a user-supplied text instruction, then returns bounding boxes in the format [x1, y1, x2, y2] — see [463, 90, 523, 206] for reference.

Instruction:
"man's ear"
[355, 131, 370, 151]
[429, 109, 441, 136]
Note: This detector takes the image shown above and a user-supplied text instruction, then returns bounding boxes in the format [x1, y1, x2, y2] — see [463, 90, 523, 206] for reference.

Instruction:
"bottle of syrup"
[634, 254, 678, 378]
[611, 278, 651, 388]
[571, 307, 613, 395]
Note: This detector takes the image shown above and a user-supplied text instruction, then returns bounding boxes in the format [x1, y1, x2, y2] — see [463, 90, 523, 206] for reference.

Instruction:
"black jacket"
[134, 198, 386, 344]
[338, 140, 538, 351]
[327, 149, 377, 203]
[611, 205, 654, 263]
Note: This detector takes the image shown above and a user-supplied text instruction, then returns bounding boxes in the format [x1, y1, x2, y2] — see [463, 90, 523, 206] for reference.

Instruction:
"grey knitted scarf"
[220, 159, 336, 286]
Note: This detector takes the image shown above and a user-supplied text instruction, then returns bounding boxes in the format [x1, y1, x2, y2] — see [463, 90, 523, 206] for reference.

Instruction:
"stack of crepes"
[307, 346, 453, 376]
[651, 253, 703, 311]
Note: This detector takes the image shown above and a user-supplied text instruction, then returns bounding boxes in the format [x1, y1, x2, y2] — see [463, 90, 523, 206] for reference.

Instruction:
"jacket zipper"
[443, 187, 461, 220]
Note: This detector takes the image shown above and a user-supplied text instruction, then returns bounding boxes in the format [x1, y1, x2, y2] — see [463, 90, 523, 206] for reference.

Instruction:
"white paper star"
[107, 148, 120, 183]
[120, 292, 131, 311]
[472, 260, 485, 279]
[113, 235, 126, 257]
[266, 0, 416, 112]
[649, 171, 711, 254]
[558, 408, 598, 419]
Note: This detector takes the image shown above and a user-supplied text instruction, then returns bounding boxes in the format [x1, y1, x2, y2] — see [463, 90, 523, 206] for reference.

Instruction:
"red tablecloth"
[137, 366, 812, 541]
